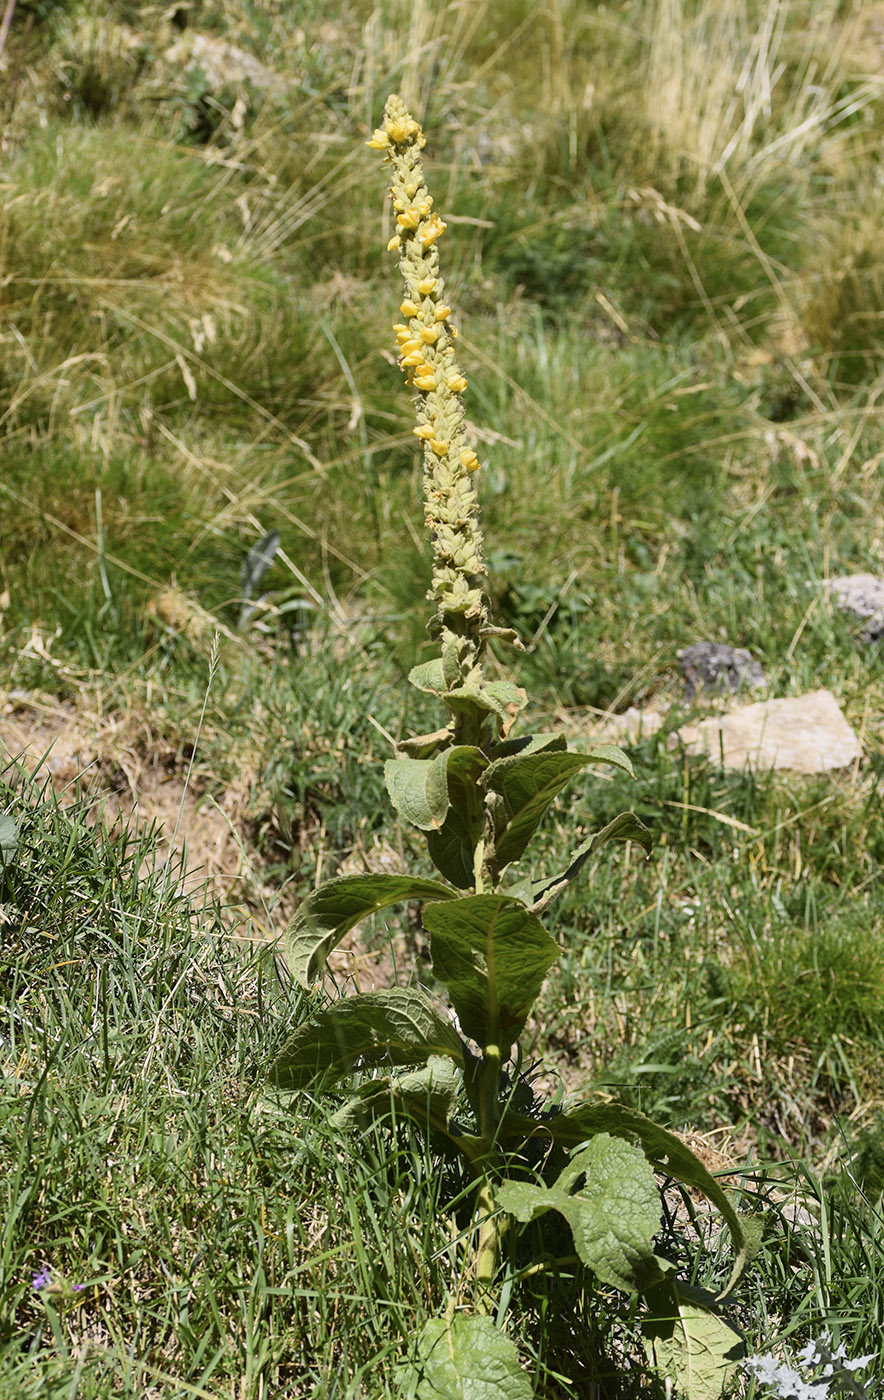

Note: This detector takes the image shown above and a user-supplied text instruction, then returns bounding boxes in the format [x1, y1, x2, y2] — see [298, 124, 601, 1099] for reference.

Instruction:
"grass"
[2, 0, 884, 1391]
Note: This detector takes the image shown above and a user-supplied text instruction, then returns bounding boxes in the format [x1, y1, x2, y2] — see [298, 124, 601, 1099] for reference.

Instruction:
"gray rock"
[678, 643, 766, 701]
[826, 574, 884, 642]
[674, 689, 861, 774]
[165, 34, 284, 94]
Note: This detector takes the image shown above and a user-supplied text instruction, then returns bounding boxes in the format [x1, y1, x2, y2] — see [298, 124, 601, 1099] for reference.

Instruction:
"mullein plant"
[271, 95, 758, 1398]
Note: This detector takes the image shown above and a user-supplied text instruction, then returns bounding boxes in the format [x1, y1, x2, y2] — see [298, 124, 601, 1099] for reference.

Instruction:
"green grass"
[3, 0, 884, 1391]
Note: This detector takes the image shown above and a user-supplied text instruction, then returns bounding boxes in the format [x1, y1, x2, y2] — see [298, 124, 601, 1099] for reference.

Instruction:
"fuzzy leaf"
[330, 1056, 463, 1137]
[497, 1134, 670, 1293]
[0, 813, 18, 869]
[385, 752, 451, 831]
[281, 874, 456, 987]
[443, 681, 528, 722]
[531, 810, 653, 911]
[422, 895, 559, 1051]
[408, 658, 447, 695]
[487, 733, 568, 762]
[643, 1281, 745, 1400]
[269, 988, 463, 1091]
[426, 747, 488, 888]
[484, 747, 636, 868]
[426, 811, 476, 890]
[498, 1102, 758, 1297]
[404, 1315, 534, 1400]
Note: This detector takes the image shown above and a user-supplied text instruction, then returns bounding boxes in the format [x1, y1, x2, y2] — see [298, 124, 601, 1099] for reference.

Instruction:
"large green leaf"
[281, 874, 457, 987]
[643, 1281, 745, 1400]
[330, 1056, 464, 1140]
[498, 1102, 758, 1296]
[443, 680, 527, 722]
[484, 747, 636, 868]
[427, 747, 488, 889]
[422, 896, 560, 1050]
[497, 1134, 671, 1293]
[408, 658, 446, 695]
[530, 811, 652, 911]
[403, 1315, 535, 1400]
[0, 813, 18, 869]
[487, 733, 567, 762]
[385, 752, 451, 831]
[269, 988, 463, 1091]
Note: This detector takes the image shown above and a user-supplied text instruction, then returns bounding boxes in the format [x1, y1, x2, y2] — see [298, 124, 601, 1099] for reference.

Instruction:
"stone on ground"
[674, 689, 861, 773]
[826, 574, 884, 642]
[678, 642, 767, 700]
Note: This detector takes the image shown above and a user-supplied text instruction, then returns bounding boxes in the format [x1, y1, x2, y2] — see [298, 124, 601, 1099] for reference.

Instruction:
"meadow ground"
[2, 1, 884, 1394]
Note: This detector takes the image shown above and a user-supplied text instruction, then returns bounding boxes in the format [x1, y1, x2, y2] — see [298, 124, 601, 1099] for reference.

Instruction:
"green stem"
[479, 1042, 501, 1143]
[474, 1176, 501, 1311]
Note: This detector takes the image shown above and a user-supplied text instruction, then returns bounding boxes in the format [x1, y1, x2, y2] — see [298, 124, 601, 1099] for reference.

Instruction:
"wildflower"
[420, 214, 446, 248]
[372, 91, 490, 696]
[31, 1267, 53, 1290]
[745, 1335, 877, 1400]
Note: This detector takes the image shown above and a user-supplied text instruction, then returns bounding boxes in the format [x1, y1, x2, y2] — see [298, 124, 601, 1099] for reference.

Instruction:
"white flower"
[745, 1336, 877, 1400]
[843, 1356, 876, 1373]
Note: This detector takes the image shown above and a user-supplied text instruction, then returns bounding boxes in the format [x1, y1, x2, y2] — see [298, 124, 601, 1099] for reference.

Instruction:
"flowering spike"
[371, 92, 489, 694]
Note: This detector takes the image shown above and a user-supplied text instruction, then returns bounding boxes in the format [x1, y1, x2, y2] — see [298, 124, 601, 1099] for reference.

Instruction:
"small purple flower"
[31, 1267, 53, 1291]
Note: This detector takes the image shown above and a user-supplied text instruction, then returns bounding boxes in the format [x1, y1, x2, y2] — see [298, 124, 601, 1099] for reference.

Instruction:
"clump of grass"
[0, 764, 460, 1396]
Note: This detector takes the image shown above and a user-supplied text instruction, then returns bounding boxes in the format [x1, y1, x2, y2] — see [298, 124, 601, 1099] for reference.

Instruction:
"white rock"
[673, 689, 861, 773]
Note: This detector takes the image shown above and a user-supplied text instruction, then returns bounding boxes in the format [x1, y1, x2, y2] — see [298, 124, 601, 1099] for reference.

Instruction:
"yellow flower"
[447, 374, 467, 393]
[430, 439, 450, 455]
[414, 372, 436, 391]
[386, 235, 401, 252]
[460, 449, 480, 471]
[414, 424, 435, 440]
[400, 351, 425, 367]
[417, 277, 437, 295]
[419, 326, 440, 345]
[366, 128, 390, 150]
[400, 299, 421, 318]
[420, 215, 446, 248]
[388, 115, 420, 144]
[397, 208, 421, 230]
[435, 304, 452, 321]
